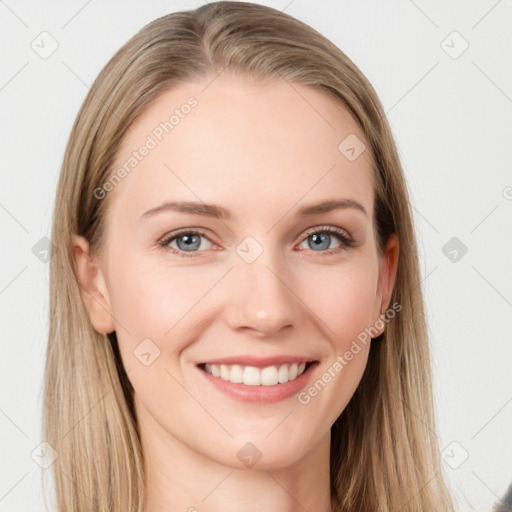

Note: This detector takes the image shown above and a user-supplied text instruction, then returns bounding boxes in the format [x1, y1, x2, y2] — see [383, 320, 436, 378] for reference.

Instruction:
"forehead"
[106, 73, 375, 225]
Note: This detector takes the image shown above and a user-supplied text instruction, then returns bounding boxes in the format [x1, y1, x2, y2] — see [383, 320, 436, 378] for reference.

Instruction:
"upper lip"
[197, 355, 317, 368]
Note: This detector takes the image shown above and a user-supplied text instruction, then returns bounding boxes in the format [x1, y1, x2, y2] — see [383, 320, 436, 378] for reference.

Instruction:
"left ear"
[375, 232, 399, 322]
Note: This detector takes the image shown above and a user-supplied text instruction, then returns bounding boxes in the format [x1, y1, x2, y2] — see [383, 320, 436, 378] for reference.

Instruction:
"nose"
[223, 256, 301, 338]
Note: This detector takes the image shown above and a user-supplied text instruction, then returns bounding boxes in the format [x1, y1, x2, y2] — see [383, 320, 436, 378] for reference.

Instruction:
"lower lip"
[196, 362, 319, 403]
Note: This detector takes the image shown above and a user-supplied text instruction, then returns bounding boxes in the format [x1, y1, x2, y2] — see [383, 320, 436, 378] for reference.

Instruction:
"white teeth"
[261, 366, 278, 386]
[203, 361, 309, 385]
[220, 365, 230, 380]
[278, 364, 289, 383]
[243, 366, 261, 386]
[206, 363, 220, 377]
[230, 364, 243, 383]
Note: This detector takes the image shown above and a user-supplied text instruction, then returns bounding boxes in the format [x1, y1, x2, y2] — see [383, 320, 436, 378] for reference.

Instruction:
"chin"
[214, 435, 312, 471]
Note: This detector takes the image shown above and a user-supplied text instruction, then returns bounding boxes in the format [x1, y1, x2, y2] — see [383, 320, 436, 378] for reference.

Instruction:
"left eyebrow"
[296, 199, 368, 218]
[140, 198, 368, 221]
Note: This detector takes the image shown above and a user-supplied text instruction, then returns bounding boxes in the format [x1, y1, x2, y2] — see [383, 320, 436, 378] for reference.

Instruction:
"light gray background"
[1, 1, 511, 511]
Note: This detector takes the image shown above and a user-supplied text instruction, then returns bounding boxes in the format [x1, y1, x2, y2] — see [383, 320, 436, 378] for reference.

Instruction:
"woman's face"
[75, 73, 398, 469]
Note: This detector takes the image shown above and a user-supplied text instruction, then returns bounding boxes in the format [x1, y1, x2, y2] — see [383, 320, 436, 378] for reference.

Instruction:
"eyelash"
[157, 226, 355, 259]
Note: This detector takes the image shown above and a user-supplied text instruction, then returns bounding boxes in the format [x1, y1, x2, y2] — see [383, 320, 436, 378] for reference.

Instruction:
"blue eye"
[298, 226, 355, 255]
[158, 226, 354, 258]
[158, 229, 213, 257]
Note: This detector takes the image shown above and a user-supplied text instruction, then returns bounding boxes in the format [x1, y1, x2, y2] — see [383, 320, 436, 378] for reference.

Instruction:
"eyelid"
[298, 225, 353, 244]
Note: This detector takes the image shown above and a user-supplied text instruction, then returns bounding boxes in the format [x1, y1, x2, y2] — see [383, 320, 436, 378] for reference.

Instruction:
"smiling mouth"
[197, 361, 317, 386]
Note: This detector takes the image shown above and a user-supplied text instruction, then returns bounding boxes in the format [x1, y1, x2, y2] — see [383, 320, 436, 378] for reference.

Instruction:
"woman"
[43, 2, 456, 511]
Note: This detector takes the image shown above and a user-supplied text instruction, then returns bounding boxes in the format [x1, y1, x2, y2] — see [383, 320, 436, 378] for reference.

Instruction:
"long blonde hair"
[44, 2, 456, 511]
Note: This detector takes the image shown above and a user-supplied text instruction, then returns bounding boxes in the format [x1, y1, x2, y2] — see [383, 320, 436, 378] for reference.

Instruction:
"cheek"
[291, 260, 378, 427]
[107, 256, 218, 405]
[107, 254, 221, 348]
[298, 257, 379, 347]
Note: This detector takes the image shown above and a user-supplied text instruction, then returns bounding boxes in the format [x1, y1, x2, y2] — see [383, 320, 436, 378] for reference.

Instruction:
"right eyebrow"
[141, 201, 231, 221]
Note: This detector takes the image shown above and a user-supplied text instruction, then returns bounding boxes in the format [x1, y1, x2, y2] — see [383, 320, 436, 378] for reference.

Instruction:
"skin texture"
[72, 73, 399, 512]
